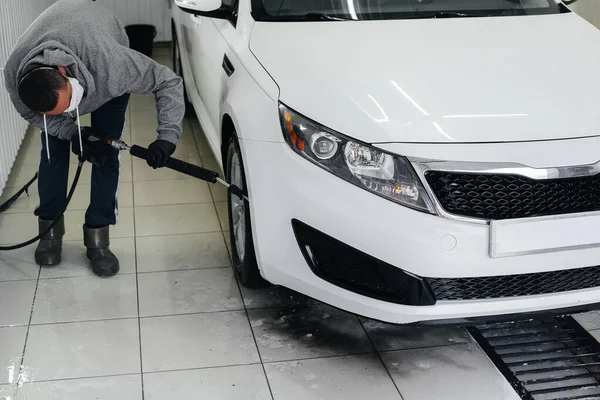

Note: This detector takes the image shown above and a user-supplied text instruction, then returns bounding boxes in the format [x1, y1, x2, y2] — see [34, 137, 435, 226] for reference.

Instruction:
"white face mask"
[64, 77, 84, 113]
[40, 72, 85, 161]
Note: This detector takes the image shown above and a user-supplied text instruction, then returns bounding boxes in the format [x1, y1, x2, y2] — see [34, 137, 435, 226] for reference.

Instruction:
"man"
[3, 0, 185, 277]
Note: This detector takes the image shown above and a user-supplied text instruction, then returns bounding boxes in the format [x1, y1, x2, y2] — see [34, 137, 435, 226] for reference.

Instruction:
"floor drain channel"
[468, 316, 600, 400]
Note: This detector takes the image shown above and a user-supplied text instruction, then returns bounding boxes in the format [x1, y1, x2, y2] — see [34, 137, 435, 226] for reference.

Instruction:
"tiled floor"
[1, 44, 600, 400]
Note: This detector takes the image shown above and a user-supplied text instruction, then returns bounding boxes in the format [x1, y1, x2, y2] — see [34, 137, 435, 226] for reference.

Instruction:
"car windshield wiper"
[433, 11, 476, 18]
[299, 13, 353, 21]
[405, 11, 479, 19]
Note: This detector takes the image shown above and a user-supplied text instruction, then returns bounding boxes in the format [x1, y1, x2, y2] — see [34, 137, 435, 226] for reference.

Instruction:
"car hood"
[250, 13, 600, 144]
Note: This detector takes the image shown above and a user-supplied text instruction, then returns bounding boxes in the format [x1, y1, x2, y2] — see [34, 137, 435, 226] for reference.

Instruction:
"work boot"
[83, 225, 120, 277]
[35, 216, 65, 267]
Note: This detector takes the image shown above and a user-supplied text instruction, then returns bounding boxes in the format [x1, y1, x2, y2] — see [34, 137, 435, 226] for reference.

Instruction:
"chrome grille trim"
[409, 157, 600, 224]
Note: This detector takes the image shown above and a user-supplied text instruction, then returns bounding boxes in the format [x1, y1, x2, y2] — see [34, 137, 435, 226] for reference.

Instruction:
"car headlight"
[279, 103, 435, 213]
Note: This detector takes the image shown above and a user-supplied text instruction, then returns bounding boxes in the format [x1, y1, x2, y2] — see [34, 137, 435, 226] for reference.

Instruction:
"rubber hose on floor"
[0, 173, 38, 214]
[0, 161, 84, 251]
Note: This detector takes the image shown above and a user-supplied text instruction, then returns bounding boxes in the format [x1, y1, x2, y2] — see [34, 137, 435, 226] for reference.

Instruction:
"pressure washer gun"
[106, 138, 247, 201]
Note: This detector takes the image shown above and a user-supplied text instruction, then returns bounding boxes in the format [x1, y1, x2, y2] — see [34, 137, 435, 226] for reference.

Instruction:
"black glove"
[71, 127, 113, 164]
[146, 140, 176, 169]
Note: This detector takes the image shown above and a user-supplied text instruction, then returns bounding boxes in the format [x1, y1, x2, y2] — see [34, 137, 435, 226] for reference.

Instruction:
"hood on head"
[16, 40, 94, 96]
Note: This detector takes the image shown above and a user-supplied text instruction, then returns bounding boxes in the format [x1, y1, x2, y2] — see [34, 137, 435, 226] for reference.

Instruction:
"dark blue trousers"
[35, 93, 130, 227]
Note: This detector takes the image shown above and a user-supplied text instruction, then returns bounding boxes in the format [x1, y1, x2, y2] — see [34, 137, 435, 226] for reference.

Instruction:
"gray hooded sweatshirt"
[3, 0, 184, 145]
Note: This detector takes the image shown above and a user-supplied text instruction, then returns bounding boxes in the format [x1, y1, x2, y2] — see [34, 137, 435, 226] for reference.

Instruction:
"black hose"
[0, 161, 85, 251]
[0, 173, 38, 213]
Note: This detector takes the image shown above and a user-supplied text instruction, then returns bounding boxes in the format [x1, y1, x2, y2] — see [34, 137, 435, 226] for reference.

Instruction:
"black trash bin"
[125, 25, 157, 58]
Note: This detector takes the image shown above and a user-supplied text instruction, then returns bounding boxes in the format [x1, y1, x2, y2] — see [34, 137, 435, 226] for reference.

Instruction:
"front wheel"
[226, 135, 268, 288]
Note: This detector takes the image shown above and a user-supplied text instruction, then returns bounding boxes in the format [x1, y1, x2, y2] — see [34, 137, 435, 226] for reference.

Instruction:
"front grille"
[425, 171, 600, 220]
[429, 265, 600, 301]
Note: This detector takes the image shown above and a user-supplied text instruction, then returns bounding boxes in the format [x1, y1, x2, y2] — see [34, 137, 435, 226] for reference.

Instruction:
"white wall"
[570, 0, 600, 28]
[0, 0, 56, 194]
[94, 0, 173, 42]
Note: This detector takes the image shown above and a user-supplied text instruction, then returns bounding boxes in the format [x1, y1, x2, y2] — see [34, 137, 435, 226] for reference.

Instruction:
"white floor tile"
[152, 45, 171, 56]
[589, 329, 600, 342]
[191, 132, 214, 157]
[0, 280, 37, 326]
[12, 142, 41, 166]
[361, 319, 471, 351]
[0, 213, 37, 245]
[136, 233, 230, 273]
[208, 182, 227, 205]
[31, 274, 138, 324]
[0, 384, 15, 399]
[153, 56, 172, 68]
[130, 94, 156, 112]
[39, 238, 136, 279]
[140, 312, 259, 372]
[248, 304, 373, 362]
[138, 268, 242, 317]
[15, 374, 142, 400]
[188, 118, 208, 141]
[131, 110, 159, 131]
[4, 164, 39, 190]
[24, 319, 140, 381]
[0, 244, 40, 282]
[133, 179, 213, 206]
[0, 327, 27, 384]
[574, 310, 600, 331]
[134, 204, 220, 237]
[0, 188, 41, 215]
[131, 129, 160, 143]
[131, 122, 196, 147]
[265, 354, 402, 400]
[130, 118, 196, 143]
[144, 365, 271, 400]
[215, 202, 229, 231]
[0, 204, 135, 245]
[63, 208, 134, 241]
[0, 183, 134, 214]
[381, 343, 522, 400]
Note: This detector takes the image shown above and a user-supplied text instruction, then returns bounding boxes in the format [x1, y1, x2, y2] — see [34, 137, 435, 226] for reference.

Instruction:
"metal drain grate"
[469, 316, 600, 400]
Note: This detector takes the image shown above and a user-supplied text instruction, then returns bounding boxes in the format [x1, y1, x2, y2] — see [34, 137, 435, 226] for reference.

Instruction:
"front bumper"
[241, 139, 600, 324]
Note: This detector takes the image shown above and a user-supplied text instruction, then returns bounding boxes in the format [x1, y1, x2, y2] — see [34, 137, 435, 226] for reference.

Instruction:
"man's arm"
[107, 45, 185, 144]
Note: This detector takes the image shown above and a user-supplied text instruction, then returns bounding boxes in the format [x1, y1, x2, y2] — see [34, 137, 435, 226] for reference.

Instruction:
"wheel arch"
[221, 114, 238, 167]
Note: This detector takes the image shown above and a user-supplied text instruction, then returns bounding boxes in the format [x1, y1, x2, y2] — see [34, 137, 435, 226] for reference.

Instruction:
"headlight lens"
[279, 103, 435, 213]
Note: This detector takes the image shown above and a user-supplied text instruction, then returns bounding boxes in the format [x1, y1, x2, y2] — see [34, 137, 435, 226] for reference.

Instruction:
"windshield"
[251, 0, 567, 21]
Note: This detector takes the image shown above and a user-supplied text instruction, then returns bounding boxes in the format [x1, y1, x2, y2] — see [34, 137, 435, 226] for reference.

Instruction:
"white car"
[171, 0, 600, 324]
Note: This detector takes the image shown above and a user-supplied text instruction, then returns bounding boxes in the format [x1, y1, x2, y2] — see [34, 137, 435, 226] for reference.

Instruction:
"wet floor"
[0, 44, 599, 399]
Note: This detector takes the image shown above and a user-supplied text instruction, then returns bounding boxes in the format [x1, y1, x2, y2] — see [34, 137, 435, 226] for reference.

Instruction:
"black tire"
[171, 23, 194, 117]
[226, 135, 268, 288]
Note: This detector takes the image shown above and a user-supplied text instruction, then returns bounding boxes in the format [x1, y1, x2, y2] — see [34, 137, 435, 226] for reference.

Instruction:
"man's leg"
[85, 93, 130, 277]
[34, 133, 70, 266]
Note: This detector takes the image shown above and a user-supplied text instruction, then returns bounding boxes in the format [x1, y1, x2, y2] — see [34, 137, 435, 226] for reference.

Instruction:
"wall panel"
[0, 0, 55, 194]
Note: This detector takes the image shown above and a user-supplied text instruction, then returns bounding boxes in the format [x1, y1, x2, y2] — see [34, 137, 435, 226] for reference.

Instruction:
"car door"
[185, 0, 239, 151]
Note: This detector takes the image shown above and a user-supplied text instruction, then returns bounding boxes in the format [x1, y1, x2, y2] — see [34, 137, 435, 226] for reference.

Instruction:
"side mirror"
[174, 0, 234, 19]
